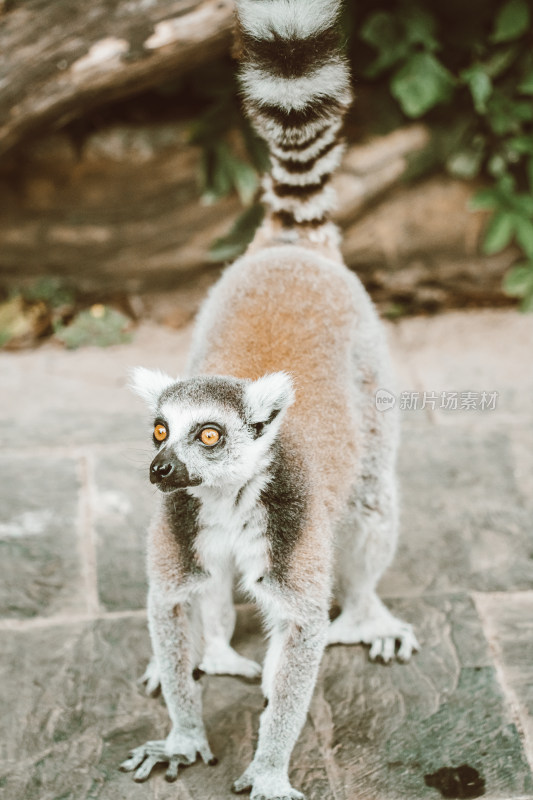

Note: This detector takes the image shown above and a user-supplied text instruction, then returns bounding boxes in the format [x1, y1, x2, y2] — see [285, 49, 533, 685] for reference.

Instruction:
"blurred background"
[1, 0, 533, 351]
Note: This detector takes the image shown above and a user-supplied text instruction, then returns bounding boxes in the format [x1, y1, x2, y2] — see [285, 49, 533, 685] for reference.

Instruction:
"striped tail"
[236, 0, 352, 230]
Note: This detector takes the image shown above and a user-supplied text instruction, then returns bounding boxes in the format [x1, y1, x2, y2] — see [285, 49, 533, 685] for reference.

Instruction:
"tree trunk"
[0, 0, 234, 158]
[0, 121, 515, 312]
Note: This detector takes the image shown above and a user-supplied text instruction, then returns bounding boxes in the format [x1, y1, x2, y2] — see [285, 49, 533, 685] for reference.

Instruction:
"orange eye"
[154, 424, 167, 442]
[200, 428, 220, 446]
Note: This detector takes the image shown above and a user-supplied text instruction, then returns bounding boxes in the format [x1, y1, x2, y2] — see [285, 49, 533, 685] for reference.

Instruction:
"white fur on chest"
[188, 475, 271, 592]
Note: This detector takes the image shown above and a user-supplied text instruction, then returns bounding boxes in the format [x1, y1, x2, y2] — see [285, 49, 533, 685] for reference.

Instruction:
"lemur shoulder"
[121, 1, 419, 798]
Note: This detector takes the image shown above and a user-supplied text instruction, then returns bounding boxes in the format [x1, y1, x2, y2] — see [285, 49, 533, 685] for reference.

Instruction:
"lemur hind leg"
[140, 568, 260, 695]
[198, 566, 261, 679]
[328, 472, 419, 663]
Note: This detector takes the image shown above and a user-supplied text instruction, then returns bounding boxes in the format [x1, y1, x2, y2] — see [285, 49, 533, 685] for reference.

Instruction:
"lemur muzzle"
[150, 454, 192, 489]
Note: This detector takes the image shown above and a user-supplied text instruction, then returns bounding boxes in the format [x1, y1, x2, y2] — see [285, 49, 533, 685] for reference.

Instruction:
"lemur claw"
[327, 604, 420, 664]
[120, 737, 214, 783]
[368, 628, 420, 663]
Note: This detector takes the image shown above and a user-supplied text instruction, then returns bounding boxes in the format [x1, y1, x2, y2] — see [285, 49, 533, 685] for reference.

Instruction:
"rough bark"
[0, 121, 515, 312]
[0, 0, 235, 158]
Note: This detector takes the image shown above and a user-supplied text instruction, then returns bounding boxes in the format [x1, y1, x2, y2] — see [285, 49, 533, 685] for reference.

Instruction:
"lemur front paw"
[232, 765, 305, 800]
[120, 731, 216, 783]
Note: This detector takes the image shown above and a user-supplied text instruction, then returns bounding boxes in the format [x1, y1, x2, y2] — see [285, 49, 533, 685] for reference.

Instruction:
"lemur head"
[130, 368, 294, 492]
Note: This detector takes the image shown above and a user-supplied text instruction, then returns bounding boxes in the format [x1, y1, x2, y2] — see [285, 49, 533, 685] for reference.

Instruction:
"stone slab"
[0, 323, 192, 447]
[477, 593, 533, 771]
[92, 452, 154, 611]
[381, 425, 533, 597]
[0, 453, 83, 618]
[396, 310, 533, 425]
[1, 597, 532, 800]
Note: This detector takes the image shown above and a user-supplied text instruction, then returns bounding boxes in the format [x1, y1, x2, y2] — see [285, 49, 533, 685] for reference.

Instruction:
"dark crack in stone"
[424, 764, 485, 799]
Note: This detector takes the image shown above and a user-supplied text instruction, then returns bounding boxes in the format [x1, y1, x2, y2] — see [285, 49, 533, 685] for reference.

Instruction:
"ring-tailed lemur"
[121, 1, 419, 797]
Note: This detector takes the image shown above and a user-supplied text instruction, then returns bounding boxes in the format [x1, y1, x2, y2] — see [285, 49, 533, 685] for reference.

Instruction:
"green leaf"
[492, 0, 531, 42]
[519, 70, 533, 94]
[241, 122, 270, 173]
[209, 204, 265, 263]
[391, 53, 455, 117]
[514, 217, 533, 258]
[528, 157, 533, 192]
[483, 45, 519, 78]
[502, 262, 533, 296]
[487, 91, 533, 135]
[22, 277, 75, 309]
[469, 188, 500, 211]
[226, 152, 259, 206]
[508, 191, 533, 216]
[446, 149, 483, 179]
[461, 65, 492, 113]
[488, 153, 507, 178]
[55, 306, 132, 349]
[497, 173, 517, 196]
[507, 135, 533, 155]
[483, 211, 515, 254]
[402, 7, 439, 50]
[521, 287, 533, 311]
[200, 142, 233, 203]
[361, 12, 409, 77]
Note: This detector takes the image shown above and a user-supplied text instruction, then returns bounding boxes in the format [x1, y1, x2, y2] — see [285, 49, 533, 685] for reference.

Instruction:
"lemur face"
[130, 369, 294, 492]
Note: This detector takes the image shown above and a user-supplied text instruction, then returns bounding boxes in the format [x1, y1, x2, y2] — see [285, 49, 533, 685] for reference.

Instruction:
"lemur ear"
[129, 367, 176, 411]
[244, 372, 295, 431]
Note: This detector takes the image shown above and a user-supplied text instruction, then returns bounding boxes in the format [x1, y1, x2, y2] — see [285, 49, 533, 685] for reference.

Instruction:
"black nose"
[150, 461, 174, 484]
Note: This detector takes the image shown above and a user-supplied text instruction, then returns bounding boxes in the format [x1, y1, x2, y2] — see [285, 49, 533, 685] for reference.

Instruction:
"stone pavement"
[1, 309, 532, 800]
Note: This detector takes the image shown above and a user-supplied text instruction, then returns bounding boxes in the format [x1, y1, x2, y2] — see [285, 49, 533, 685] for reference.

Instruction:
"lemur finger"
[198, 743, 216, 765]
[397, 631, 421, 662]
[133, 755, 160, 782]
[253, 793, 305, 800]
[164, 756, 182, 782]
[381, 637, 396, 663]
[369, 638, 384, 662]
[119, 748, 147, 772]
[232, 772, 254, 793]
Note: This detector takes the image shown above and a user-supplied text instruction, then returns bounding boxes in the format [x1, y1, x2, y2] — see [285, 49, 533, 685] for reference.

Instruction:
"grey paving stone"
[510, 426, 533, 513]
[320, 594, 532, 799]
[477, 593, 533, 771]
[0, 454, 84, 617]
[0, 618, 157, 800]
[0, 323, 192, 447]
[2, 597, 531, 800]
[92, 451, 154, 611]
[381, 424, 533, 597]
[396, 310, 533, 425]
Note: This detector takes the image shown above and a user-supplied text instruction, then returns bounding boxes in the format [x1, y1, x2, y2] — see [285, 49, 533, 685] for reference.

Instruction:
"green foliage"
[491, 0, 531, 42]
[391, 53, 454, 117]
[55, 306, 132, 349]
[209, 204, 265, 263]
[19, 277, 75, 309]
[359, 0, 533, 310]
[187, 60, 268, 208]
[188, 1, 533, 307]
[503, 262, 533, 310]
